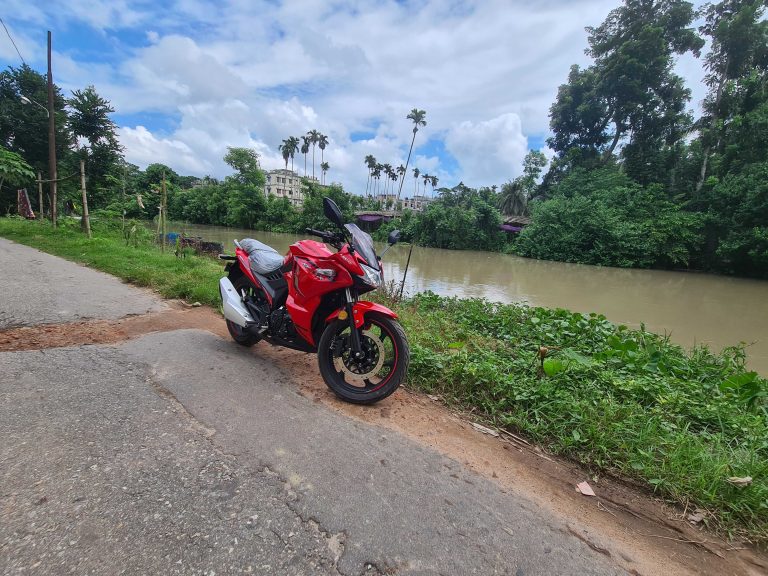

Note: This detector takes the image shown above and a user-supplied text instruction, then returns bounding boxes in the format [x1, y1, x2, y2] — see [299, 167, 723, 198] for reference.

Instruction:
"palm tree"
[389, 170, 398, 206]
[497, 180, 528, 216]
[321, 161, 329, 185]
[318, 133, 329, 167]
[397, 108, 427, 201]
[278, 139, 291, 169]
[300, 136, 310, 176]
[382, 164, 394, 197]
[412, 167, 420, 197]
[396, 164, 406, 186]
[422, 173, 431, 197]
[307, 129, 320, 180]
[372, 164, 382, 199]
[430, 175, 438, 199]
[364, 155, 376, 196]
[287, 136, 300, 172]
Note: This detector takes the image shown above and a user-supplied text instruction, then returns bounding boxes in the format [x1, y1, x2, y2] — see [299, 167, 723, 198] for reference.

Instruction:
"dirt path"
[1, 304, 766, 576]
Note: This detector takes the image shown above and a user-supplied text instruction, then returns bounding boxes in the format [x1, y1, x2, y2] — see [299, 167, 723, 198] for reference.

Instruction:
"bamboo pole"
[160, 171, 167, 252]
[37, 171, 43, 219]
[80, 158, 91, 238]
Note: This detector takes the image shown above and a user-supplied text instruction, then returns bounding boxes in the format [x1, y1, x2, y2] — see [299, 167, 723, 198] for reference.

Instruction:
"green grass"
[387, 293, 768, 545]
[2, 216, 766, 544]
[0, 217, 222, 306]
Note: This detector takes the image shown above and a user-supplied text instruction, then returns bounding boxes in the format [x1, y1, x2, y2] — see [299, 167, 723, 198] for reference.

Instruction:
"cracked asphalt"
[0, 238, 623, 575]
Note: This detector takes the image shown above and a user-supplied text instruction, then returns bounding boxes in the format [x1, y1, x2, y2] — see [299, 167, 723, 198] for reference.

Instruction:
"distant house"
[265, 169, 307, 208]
[500, 215, 531, 234]
[401, 195, 432, 212]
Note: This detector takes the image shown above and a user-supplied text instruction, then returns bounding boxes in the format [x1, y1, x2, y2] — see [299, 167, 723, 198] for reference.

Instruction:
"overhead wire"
[0, 16, 27, 66]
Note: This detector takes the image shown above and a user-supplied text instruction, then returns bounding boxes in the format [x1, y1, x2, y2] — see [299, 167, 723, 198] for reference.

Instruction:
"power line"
[0, 17, 26, 66]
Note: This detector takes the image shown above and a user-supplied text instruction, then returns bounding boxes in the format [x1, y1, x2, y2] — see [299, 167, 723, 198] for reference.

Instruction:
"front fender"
[325, 301, 398, 328]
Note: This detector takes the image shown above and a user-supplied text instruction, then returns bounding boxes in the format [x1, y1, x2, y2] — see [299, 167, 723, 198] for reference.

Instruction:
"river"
[167, 222, 768, 374]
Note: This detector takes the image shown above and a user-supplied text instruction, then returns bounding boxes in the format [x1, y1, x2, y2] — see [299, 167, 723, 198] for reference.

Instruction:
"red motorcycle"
[219, 197, 409, 404]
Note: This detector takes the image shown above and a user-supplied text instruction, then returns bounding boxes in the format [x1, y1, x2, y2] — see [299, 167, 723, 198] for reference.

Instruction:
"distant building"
[265, 169, 305, 208]
[401, 195, 431, 212]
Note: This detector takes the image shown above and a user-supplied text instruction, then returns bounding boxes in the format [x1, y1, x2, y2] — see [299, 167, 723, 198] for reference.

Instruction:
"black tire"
[225, 276, 261, 347]
[317, 312, 409, 404]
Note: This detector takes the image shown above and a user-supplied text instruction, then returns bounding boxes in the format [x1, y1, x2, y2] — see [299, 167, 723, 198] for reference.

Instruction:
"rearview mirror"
[387, 229, 401, 245]
[323, 197, 344, 228]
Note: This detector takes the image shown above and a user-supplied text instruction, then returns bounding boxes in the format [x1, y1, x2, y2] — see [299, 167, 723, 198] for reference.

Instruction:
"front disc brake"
[333, 329, 386, 384]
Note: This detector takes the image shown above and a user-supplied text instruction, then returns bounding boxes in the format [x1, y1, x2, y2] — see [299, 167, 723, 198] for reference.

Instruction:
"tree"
[307, 129, 320, 180]
[0, 64, 72, 210]
[224, 147, 263, 186]
[398, 108, 426, 200]
[278, 138, 291, 169]
[497, 180, 527, 216]
[412, 167, 420, 197]
[300, 135, 310, 176]
[67, 85, 123, 208]
[321, 161, 329, 185]
[695, 0, 767, 194]
[318, 133, 329, 168]
[287, 136, 300, 172]
[0, 145, 35, 212]
[364, 154, 376, 196]
[548, 0, 703, 181]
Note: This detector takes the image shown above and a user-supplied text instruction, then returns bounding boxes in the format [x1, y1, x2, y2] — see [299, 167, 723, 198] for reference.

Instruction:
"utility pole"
[46, 31, 57, 227]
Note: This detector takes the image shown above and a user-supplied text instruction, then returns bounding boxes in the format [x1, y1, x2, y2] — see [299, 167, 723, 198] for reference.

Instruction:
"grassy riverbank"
[2, 216, 766, 544]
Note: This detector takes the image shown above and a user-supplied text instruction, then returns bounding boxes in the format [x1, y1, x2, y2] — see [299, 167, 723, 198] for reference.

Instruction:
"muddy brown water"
[166, 222, 768, 374]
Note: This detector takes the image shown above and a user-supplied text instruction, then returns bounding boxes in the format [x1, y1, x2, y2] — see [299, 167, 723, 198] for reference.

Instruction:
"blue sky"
[0, 0, 707, 196]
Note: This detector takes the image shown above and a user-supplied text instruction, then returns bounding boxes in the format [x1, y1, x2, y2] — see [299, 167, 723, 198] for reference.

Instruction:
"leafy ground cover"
[2, 216, 766, 544]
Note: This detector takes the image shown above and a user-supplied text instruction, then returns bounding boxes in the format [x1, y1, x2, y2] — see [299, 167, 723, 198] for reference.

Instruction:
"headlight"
[358, 263, 382, 287]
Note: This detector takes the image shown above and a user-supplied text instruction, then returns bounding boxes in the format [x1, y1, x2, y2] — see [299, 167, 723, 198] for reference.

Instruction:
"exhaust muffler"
[219, 277, 255, 328]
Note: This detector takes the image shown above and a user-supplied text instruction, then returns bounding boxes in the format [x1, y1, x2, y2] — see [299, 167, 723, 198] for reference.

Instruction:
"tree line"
[379, 0, 767, 278]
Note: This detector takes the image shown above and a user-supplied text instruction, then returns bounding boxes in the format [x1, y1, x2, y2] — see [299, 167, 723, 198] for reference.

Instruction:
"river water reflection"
[169, 222, 768, 374]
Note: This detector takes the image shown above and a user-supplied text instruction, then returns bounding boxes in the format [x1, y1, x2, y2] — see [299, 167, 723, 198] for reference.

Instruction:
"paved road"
[0, 239, 165, 329]
[0, 239, 622, 575]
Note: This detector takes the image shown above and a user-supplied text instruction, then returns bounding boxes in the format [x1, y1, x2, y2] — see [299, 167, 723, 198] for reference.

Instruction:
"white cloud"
[445, 113, 529, 187]
[118, 125, 207, 175]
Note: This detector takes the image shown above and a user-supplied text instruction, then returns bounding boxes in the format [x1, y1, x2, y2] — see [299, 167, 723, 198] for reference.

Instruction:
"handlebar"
[306, 228, 332, 239]
[305, 227, 349, 251]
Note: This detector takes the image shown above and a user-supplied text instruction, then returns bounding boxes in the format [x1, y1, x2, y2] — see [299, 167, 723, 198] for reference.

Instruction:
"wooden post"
[398, 243, 413, 300]
[80, 158, 91, 238]
[160, 171, 167, 252]
[121, 164, 126, 235]
[47, 31, 58, 228]
[37, 171, 44, 219]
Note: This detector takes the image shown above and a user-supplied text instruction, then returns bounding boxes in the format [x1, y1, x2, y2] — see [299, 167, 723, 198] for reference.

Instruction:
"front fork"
[345, 288, 363, 356]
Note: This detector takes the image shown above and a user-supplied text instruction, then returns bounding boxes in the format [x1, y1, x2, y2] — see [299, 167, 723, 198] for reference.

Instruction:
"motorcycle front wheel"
[317, 312, 409, 405]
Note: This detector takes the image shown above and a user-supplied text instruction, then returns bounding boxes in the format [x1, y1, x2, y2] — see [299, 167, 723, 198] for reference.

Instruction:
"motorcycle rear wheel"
[225, 276, 261, 347]
[317, 312, 409, 404]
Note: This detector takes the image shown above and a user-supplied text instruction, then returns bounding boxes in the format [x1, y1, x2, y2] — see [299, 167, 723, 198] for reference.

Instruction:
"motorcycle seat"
[240, 238, 284, 275]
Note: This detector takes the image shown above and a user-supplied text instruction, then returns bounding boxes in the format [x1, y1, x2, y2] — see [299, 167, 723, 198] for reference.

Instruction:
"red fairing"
[325, 301, 398, 328]
[236, 247, 265, 298]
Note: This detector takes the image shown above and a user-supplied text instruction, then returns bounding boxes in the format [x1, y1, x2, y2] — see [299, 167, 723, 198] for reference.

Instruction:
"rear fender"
[325, 301, 398, 329]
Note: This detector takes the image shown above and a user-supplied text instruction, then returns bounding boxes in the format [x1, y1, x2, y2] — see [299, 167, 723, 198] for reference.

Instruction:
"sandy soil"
[2, 303, 766, 576]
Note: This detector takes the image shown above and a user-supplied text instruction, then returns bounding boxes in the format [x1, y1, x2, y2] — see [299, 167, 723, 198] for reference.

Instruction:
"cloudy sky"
[0, 0, 707, 196]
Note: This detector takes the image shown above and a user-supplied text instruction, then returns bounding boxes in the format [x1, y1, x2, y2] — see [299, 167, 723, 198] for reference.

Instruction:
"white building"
[265, 169, 305, 208]
[401, 195, 431, 212]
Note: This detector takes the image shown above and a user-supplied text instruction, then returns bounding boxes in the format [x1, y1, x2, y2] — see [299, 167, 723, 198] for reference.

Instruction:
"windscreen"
[345, 223, 379, 270]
